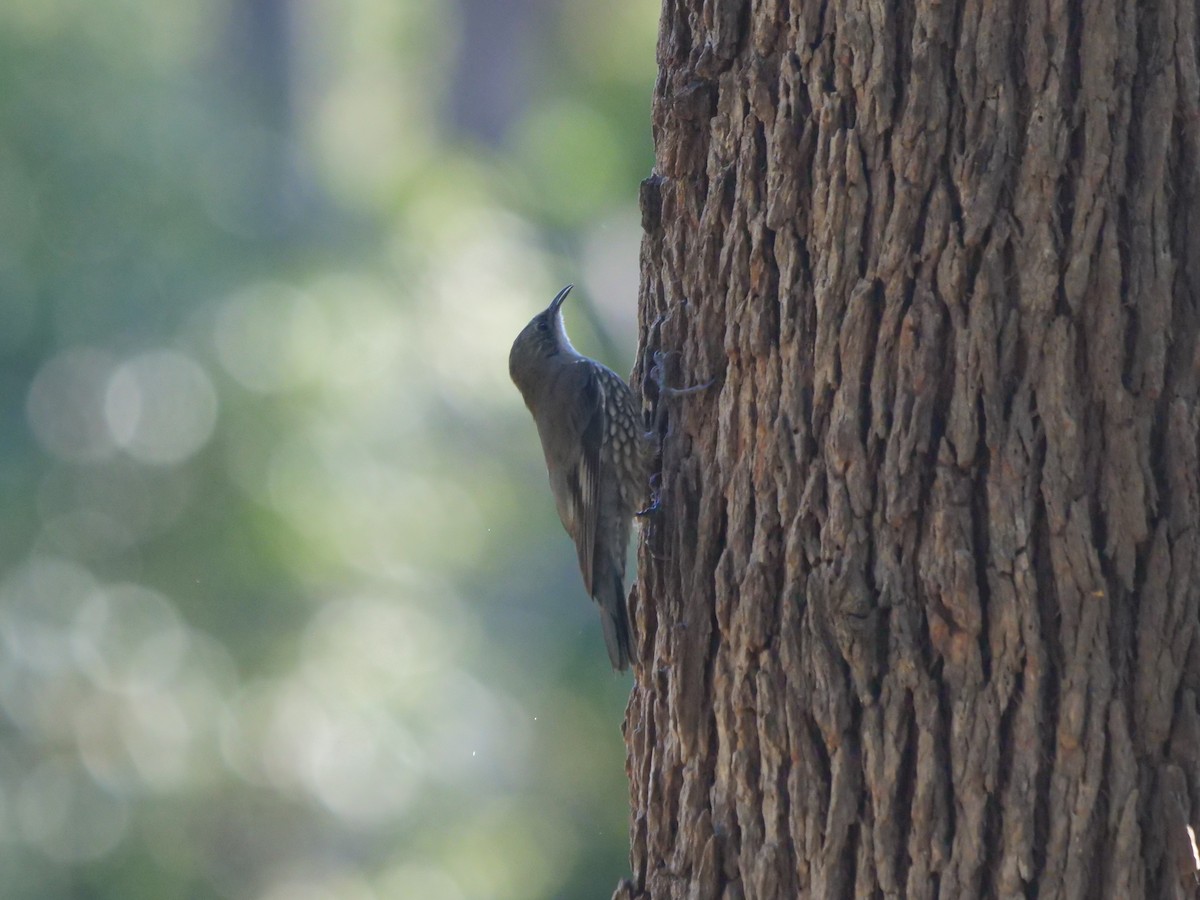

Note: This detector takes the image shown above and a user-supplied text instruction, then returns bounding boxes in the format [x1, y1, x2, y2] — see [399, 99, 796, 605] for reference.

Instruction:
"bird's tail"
[595, 565, 633, 672]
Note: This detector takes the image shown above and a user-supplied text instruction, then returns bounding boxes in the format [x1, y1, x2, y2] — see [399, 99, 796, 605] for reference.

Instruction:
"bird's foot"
[635, 473, 662, 518]
[649, 350, 715, 400]
[635, 496, 661, 518]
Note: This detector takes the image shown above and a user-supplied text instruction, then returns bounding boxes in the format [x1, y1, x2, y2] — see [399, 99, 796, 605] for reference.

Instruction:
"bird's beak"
[547, 283, 573, 315]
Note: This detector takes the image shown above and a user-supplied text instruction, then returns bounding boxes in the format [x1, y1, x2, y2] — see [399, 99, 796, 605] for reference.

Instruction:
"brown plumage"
[509, 284, 650, 670]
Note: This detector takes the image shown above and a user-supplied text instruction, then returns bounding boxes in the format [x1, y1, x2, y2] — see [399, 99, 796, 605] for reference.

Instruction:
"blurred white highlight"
[105, 350, 218, 465]
[27, 349, 118, 463]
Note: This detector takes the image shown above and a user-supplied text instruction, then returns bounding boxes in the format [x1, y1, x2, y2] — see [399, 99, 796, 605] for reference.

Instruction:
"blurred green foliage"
[0, 0, 657, 897]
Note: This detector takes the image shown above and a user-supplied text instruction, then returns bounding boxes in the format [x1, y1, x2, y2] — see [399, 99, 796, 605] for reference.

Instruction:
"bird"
[509, 284, 651, 671]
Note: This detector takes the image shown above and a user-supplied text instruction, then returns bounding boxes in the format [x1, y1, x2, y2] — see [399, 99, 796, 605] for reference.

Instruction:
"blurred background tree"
[0, 1, 657, 897]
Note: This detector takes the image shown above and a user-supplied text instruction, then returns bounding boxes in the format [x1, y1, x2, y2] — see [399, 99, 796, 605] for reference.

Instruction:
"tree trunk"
[621, 0, 1200, 897]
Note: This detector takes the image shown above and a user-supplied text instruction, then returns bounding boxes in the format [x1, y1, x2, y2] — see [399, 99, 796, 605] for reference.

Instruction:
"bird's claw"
[648, 350, 714, 399]
[635, 496, 661, 518]
[661, 378, 714, 398]
[636, 473, 662, 517]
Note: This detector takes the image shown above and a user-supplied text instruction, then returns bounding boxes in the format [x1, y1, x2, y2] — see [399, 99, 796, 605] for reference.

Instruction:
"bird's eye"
[536, 317, 549, 332]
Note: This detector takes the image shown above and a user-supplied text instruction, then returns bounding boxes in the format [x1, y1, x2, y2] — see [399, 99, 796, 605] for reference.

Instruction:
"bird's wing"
[565, 362, 605, 596]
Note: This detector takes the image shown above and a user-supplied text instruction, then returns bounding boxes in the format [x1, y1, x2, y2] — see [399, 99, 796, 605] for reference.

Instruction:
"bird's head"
[509, 284, 577, 394]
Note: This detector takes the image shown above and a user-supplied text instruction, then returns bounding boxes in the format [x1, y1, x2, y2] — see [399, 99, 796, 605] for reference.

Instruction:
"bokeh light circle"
[104, 350, 218, 465]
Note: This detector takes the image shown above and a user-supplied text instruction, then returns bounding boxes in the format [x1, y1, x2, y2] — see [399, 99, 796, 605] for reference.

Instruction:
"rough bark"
[621, 0, 1200, 897]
